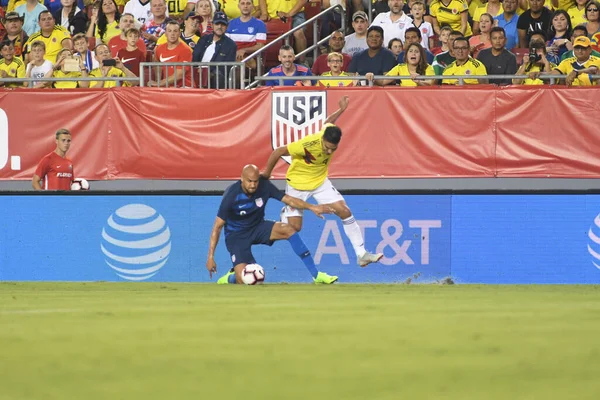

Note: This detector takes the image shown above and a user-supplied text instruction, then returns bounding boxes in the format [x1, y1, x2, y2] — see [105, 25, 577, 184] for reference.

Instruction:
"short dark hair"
[453, 37, 469, 47]
[279, 44, 294, 53]
[55, 128, 71, 139]
[405, 26, 422, 39]
[38, 10, 52, 21]
[367, 25, 384, 37]
[449, 30, 463, 37]
[323, 125, 342, 145]
[529, 30, 547, 42]
[573, 24, 587, 35]
[0, 40, 13, 51]
[490, 26, 506, 37]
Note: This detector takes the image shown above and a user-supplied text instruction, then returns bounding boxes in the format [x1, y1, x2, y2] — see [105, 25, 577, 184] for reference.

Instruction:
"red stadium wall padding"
[0, 86, 598, 181]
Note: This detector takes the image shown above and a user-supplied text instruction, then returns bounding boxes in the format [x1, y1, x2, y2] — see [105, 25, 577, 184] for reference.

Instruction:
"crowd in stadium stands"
[0, 0, 599, 88]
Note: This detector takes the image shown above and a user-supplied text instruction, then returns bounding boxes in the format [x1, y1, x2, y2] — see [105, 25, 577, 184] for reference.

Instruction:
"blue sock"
[227, 271, 237, 284]
[288, 233, 319, 279]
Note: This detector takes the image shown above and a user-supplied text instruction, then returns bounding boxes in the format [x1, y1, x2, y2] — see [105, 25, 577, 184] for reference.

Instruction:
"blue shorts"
[225, 220, 276, 266]
[292, 12, 306, 29]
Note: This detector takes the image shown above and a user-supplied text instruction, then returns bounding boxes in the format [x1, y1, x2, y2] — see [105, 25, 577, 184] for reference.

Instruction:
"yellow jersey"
[430, 0, 473, 37]
[442, 57, 487, 84]
[386, 63, 435, 86]
[568, 6, 586, 27]
[166, 0, 188, 17]
[95, 21, 121, 44]
[25, 26, 71, 64]
[519, 62, 557, 85]
[89, 66, 128, 88]
[557, 0, 575, 10]
[317, 71, 354, 87]
[267, 0, 304, 19]
[473, 4, 504, 21]
[7, 0, 43, 12]
[0, 57, 26, 87]
[53, 70, 83, 89]
[286, 123, 336, 191]
[554, 55, 600, 85]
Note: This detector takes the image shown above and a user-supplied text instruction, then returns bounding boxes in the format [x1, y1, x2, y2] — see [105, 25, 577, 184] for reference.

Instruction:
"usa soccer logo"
[271, 92, 327, 164]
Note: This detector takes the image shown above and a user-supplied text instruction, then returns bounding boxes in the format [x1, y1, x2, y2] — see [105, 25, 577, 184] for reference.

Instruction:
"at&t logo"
[588, 214, 600, 270]
[101, 204, 171, 280]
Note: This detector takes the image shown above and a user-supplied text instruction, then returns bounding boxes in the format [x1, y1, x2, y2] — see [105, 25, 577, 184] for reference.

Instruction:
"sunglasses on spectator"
[588, 8, 599, 11]
[328, 59, 343, 63]
[453, 46, 469, 50]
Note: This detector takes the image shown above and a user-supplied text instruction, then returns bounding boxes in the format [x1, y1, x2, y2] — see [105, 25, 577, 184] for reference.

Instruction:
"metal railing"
[1, 72, 597, 88]
[242, 4, 346, 89]
[139, 61, 245, 89]
[0, 76, 139, 87]
[255, 73, 600, 86]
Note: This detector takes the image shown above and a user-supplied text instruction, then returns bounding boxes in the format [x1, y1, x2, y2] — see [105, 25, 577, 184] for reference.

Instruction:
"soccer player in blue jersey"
[206, 164, 338, 284]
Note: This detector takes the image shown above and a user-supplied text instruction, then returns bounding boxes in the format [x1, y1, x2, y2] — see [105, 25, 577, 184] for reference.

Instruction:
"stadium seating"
[264, 19, 293, 69]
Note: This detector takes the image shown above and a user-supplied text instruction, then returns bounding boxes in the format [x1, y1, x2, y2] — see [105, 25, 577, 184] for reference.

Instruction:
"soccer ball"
[71, 178, 90, 191]
[241, 264, 265, 285]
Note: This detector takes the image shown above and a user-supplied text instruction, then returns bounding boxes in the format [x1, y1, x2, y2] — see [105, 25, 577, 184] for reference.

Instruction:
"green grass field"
[1, 283, 599, 400]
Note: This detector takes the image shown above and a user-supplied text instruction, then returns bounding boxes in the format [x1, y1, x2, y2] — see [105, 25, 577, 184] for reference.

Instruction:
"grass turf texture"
[1, 283, 599, 400]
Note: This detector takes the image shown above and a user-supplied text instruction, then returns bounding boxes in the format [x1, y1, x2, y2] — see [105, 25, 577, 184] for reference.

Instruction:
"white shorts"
[282, 178, 345, 218]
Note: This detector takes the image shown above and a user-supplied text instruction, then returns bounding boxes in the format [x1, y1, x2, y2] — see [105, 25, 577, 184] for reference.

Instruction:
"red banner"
[0, 86, 598, 181]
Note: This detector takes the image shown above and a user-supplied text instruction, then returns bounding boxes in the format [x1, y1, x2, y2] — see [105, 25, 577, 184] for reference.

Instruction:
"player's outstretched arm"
[281, 195, 334, 219]
[324, 95, 349, 125]
[261, 146, 290, 179]
[206, 216, 226, 278]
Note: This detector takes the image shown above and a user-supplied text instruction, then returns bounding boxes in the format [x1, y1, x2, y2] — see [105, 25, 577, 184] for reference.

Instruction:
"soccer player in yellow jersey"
[442, 37, 488, 84]
[552, 36, 600, 85]
[0, 40, 26, 87]
[261, 96, 384, 268]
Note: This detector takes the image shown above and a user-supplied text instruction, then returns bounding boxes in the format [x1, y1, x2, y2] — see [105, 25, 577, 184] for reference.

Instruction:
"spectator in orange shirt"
[150, 20, 193, 87]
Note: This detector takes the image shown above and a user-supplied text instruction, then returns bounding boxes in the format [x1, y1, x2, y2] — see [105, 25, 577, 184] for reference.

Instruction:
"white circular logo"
[101, 204, 171, 281]
[587, 213, 600, 270]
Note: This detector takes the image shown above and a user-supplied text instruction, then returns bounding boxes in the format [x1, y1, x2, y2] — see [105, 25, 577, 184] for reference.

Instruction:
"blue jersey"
[217, 177, 284, 236]
[265, 64, 312, 86]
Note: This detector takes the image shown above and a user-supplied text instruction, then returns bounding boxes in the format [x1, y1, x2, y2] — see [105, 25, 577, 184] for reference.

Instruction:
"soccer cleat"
[313, 271, 338, 284]
[217, 269, 235, 284]
[357, 251, 384, 267]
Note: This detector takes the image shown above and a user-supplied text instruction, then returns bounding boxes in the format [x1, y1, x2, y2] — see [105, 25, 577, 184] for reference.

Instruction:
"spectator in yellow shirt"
[552, 35, 600, 84]
[442, 36, 488, 84]
[317, 52, 355, 87]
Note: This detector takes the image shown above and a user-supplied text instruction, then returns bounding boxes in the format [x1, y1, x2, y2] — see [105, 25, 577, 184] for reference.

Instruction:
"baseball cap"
[185, 11, 204, 22]
[573, 36, 592, 48]
[352, 11, 368, 22]
[213, 11, 228, 25]
[4, 12, 24, 22]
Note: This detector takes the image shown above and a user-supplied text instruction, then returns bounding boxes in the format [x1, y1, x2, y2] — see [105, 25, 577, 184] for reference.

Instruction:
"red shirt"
[311, 53, 352, 76]
[108, 35, 147, 58]
[154, 42, 193, 87]
[34, 152, 74, 190]
[117, 48, 146, 77]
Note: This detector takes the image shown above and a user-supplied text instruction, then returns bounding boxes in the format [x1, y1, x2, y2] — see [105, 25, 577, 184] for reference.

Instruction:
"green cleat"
[313, 271, 338, 284]
[217, 270, 235, 284]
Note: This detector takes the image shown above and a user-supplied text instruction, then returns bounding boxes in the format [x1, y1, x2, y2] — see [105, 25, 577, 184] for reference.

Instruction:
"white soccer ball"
[71, 178, 90, 191]
[241, 264, 265, 285]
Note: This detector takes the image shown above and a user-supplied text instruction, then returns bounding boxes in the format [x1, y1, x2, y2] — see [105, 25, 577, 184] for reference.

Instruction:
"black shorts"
[225, 220, 276, 266]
